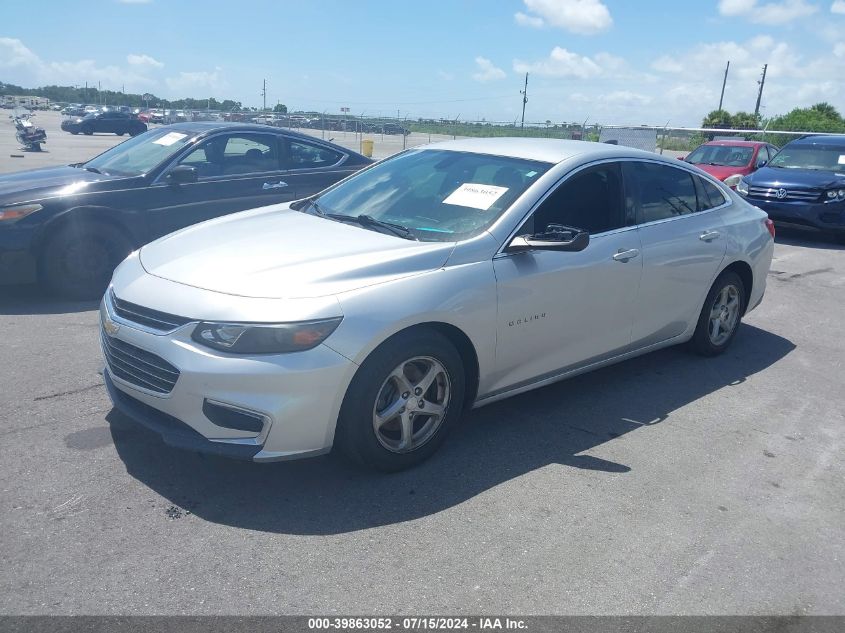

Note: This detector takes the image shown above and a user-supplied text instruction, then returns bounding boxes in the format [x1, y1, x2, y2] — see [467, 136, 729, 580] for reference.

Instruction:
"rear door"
[277, 136, 359, 198]
[624, 161, 728, 348]
[141, 131, 297, 239]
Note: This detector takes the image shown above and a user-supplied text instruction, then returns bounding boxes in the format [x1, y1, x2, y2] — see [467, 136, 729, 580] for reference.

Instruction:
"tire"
[129, 128, 142, 137]
[70, 131, 78, 135]
[82, 125, 94, 136]
[335, 329, 466, 472]
[117, 131, 125, 136]
[690, 271, 746, 357]
[40, 224, 133, 300]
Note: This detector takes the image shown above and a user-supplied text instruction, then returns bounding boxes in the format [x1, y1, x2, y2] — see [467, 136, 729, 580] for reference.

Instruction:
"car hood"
[691, 163, 752, 181]
[0, 165, 120, 201]
[747, 166, 845, 189]
[138, 205, 456, 299]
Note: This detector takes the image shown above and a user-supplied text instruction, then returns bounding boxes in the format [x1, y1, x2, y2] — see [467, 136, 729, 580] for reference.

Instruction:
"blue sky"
[2, 0, 845, 125]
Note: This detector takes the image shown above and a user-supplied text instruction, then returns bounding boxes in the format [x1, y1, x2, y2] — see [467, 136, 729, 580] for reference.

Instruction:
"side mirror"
[507, 225, 590, 253]
[166, 165, 198, 184]
[756, 159, 767, 168]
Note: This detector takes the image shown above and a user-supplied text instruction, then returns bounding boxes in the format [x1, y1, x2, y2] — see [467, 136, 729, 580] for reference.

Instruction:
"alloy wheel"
[708, 284, 740, 346]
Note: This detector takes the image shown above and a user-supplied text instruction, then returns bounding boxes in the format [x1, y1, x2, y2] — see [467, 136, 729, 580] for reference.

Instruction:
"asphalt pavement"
[0, 228, 842, 615]
[0, 114, 842, 615]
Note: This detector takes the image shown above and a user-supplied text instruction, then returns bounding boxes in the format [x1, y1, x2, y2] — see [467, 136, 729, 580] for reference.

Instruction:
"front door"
[491, 162, 643, 395]
[142, 132, 298, 239]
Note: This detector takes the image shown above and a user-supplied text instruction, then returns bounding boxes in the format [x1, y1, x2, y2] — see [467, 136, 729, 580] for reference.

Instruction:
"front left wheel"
[40, 224, 133, 300]
[335, 329, 466, 472]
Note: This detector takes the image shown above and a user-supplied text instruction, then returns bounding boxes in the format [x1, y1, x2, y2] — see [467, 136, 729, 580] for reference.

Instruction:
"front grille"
[110, 290, 192, 333]
[101, 331, 180, 394]
[748, 186, 821, 202]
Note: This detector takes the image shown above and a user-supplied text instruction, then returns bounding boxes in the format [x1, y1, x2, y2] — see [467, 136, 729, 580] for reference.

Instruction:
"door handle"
[612, 248, 640, 262]
[262, 181, 288, 190]
[699, 230, 721, 242]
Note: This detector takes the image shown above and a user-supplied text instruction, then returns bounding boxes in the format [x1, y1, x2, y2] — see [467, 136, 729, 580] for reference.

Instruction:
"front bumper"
[748, 197, 845, 233]
[0, 225, 38, 285]
[100, 292, 357, 462]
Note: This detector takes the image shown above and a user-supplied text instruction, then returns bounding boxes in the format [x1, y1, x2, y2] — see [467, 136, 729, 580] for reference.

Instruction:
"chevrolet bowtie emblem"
[102, 314, 120, 337]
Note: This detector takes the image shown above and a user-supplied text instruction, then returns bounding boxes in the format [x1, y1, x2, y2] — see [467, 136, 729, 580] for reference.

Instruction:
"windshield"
[768, 145, 845, 172]
[686, 145, 754, 167]
[82, 128, 194, 177]
[310, 149, 551, 241]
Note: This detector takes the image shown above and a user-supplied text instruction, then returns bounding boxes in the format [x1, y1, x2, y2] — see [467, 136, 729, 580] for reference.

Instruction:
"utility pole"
[754, 64, 767, 118]
[520, 73, 529, 129]
[261, 78, 267, 111]
[718, 60, 730, 111]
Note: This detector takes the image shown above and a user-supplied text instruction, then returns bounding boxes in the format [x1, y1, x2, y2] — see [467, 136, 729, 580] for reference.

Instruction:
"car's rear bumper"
[749, 198, 845, 233]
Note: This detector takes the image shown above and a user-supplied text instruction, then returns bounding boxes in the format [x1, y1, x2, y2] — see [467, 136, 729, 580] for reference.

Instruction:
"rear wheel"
[116, 131, 125, 136]
[690, 271, 745, 356]
[82, 125, 94, 136]
[40, 224, 133, 300]
[335, 329, 465, 471]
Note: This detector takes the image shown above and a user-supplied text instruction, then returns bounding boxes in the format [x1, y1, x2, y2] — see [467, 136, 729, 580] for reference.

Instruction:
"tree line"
[0, 81, 288, 113]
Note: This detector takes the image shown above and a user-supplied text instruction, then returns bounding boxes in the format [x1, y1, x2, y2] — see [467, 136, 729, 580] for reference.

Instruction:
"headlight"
[0, 203, 42, 222]
[723, 174, 744, 189]
[824, 189, 845, 203]
[191, 317, 343, 354]
[736, 178, 749, 196]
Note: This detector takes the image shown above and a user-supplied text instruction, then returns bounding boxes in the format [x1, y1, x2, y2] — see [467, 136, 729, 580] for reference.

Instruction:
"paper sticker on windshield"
[838, 155, 845, 165]
[153, 132, 188, 146]
[443, 183, 509, 211]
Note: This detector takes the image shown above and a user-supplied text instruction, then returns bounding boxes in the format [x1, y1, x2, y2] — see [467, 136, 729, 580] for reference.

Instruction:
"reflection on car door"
[143, 132, 298, 239]
[623, 161, 727, 348]
[491, 162, 643, 394]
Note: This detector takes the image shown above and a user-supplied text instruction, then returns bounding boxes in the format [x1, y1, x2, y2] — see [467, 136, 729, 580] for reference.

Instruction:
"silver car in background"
[100, 138, 775, 471]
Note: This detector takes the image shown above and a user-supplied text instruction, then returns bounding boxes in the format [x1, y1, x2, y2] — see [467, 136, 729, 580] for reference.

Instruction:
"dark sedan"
[0, 123, 373, 298]
[60, 111, 148, 136]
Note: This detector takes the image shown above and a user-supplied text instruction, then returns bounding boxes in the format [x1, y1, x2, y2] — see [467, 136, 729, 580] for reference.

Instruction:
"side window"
[757, 146, 769, 164]
[286, 139, 343, 169]
[694, 175, 727, 211]
[624, 162, 698, 223]
[177, 134, 280, 178]
[530, 163, 626, 235]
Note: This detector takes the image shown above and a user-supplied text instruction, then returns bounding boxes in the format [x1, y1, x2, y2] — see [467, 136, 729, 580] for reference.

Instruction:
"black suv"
[737, 134, 845, 241]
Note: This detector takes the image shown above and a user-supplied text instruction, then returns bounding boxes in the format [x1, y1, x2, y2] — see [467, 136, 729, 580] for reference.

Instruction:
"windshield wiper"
[83, 166, 102, 174]
[325, 212, 417, 240]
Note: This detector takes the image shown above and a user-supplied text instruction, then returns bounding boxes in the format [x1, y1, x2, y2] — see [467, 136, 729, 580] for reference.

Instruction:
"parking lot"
[0, 115, 843, 615]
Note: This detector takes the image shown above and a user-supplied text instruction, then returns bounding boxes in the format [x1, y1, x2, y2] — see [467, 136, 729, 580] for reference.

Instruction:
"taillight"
[764, 218, 775, 239]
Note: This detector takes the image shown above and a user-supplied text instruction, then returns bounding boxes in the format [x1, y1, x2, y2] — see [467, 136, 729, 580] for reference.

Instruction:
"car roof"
[420, 137, 665, 165]
[702, 140, 767, 147]
[789, 134, 845, 146]
[155, 122, 368, 156]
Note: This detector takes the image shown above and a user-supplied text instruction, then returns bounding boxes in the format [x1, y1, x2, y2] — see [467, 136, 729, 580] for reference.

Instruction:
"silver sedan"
[100, 138, 775, 471]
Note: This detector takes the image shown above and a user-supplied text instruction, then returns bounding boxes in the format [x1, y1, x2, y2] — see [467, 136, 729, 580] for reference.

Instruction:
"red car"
[681, 140, 779, 189]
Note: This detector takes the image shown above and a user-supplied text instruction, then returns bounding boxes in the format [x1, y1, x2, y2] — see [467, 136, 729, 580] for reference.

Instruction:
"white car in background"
[100, 138, 774, 471]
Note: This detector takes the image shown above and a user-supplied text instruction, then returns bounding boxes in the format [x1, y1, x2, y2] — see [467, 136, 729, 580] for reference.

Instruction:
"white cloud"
[832, 0, 845, 12]
[437, 70, 455, 81]
[165, 68, 226, 93]
[835, 42, 845, 56]
[472, 57, 506, 82]
[717, 0, 819, 24]
[514, 0, 612, 35]
[651, 55, 684, 73]
[514, 11, 544, 27]
[513, 47, 602, 78]
[603, 91, 653, 106]
[0, 37, 156, 90]
[127, 53, 163, 68]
